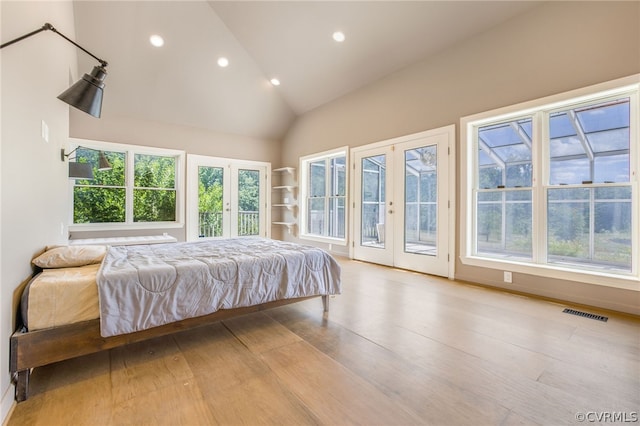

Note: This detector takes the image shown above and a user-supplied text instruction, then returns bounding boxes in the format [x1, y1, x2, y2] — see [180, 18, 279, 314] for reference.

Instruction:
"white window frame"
[460, 75, 639, 290]
[299, 146, 349, 245]
[68, 138, 185, 231]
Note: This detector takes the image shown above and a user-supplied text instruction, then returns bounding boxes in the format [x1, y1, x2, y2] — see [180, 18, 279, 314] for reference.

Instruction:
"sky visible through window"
[478, 98, 630, 186]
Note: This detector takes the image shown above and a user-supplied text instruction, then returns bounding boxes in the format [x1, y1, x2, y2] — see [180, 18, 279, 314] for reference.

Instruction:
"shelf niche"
[272, 167, 297, 236]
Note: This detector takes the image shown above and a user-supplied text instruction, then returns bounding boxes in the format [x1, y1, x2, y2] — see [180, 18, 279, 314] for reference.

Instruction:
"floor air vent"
[562, 308, 608, 322]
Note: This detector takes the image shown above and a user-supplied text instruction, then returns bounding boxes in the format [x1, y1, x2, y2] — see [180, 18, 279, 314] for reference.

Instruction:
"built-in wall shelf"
[272, 167, 296, 177]
[272, 167, 298, 236]
[272, 203, 297, 211]
[272, 222, 296, 234]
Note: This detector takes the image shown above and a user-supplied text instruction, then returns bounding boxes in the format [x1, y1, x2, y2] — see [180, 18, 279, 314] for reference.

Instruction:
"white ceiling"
[72, 1, 542, 141]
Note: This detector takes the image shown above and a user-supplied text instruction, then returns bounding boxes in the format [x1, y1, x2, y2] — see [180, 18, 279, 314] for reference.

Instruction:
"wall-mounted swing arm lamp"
[61, 146, 112, 180]
[0, 23, 108, 118]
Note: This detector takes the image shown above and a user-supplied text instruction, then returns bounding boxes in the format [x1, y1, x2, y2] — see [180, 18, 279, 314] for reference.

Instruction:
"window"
[476, 117, 533, 259]
[70, 140, 184, 229]
[133, 154, 177, 222]
[299, 147, 348, 244]
[461, 76, 639, 287]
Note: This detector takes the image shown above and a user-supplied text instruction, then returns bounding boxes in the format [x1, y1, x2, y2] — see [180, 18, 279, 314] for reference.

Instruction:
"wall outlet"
[504, 271, 512, 283]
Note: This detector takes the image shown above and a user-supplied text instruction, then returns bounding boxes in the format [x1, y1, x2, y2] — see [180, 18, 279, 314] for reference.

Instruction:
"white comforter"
[96, 237, 341, 337]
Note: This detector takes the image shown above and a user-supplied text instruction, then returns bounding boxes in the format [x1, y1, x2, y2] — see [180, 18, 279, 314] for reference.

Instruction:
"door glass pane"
[198, 166, 223, 238]
[237, 169, 261, 236]
[361, 155, 386, 247]
[405, 146, 437, 255]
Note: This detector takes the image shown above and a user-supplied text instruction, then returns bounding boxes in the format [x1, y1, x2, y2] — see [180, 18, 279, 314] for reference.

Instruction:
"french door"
[187, 155, 270, 241]
[352, 126, 454, 278]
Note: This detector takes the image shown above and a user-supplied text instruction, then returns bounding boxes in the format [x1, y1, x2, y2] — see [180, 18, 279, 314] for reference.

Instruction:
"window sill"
[299, 234, 347, 246]
[460, 254, 639, 292]
[69, 222, 184, 232]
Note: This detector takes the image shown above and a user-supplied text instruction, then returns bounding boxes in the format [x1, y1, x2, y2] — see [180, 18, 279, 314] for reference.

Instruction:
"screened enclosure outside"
[476, 117, 533, 259]
[404, 146, 438, 255]
[359, 148, 439, 255]
[361, 155, 386, 246]
[475, 97, 632, 272]
[546, 99, 632, 270]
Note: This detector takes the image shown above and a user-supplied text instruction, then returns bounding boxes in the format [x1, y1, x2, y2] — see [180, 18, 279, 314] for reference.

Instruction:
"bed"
[11, 237, 341, 402]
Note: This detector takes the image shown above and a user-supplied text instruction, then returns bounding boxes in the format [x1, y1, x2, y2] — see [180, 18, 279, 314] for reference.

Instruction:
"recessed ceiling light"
[270, 78, 281, 86]
[332, 31, 345, 42]
[217, 57, 229, 68]
[149, 34, 164, 47]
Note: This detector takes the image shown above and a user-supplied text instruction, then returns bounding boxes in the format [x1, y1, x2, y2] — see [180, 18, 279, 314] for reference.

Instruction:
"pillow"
[32, 245, 107, 269]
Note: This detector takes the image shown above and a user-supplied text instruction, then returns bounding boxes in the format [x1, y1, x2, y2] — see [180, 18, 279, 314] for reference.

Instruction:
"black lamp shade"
[57, 66, 107, 118]
[98, 151, 112, 171]
[68, 162, 94, 180]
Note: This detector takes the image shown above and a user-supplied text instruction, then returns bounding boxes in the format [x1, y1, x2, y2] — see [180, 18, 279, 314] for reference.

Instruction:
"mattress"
[97, 237, 342, 337]
[22, 264, 100, 331]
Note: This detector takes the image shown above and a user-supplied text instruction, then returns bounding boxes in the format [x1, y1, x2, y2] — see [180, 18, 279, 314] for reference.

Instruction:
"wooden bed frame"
[10, 294, 328, 402]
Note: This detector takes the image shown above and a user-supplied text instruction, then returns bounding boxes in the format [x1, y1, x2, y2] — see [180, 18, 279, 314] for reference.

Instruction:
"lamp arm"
[46, 23, 108, 68]
[0, 22, 108, 68]
[0, 24, 49, 49]
[61, 146, 79, 161]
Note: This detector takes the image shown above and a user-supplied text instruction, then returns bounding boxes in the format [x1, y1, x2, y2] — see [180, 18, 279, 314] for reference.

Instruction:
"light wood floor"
[7, 258, 640, 426]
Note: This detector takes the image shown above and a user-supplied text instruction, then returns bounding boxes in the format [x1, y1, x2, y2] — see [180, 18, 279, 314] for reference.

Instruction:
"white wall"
[281, 1, 640, 314]
[1, 1, 78, 421]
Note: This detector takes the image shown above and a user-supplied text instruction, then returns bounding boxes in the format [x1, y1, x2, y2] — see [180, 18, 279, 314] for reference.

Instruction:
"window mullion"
[501, 190, 506, 251]
[534, 111, 546, 265]
[324, 158, 331, 237]
[126, 150, 135, 224]
[589, 188, 596, 261]
[631, 92, 639, 276]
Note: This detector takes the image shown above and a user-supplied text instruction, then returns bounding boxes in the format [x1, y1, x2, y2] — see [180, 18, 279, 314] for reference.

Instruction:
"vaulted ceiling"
[72, 1, 542, 141]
